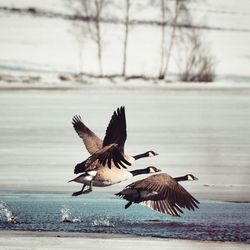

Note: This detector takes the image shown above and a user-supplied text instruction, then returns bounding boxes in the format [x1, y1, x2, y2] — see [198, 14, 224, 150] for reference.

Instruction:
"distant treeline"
[0, 1, 219, 82]
[1, 6, 249, 32]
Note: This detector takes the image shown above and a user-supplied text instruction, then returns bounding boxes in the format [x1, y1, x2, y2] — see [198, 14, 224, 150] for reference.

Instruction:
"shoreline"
[1, 76, 250, 93]
[1, 187, 250, 203]
[0, 230, 249, 250]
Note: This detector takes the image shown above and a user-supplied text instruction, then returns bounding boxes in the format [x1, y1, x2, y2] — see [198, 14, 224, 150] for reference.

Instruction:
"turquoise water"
[0, 193, 249, 243]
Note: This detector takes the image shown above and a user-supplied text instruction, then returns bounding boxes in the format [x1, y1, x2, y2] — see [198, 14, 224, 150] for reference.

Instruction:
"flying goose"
[70, 106, 158, 195]
[72, 106, 158, 171]
[68, 166, 161, 196]
[115, 172, 199, 216]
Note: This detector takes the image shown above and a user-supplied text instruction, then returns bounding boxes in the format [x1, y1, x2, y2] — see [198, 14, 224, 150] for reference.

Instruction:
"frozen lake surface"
[0, 86, 250, 201]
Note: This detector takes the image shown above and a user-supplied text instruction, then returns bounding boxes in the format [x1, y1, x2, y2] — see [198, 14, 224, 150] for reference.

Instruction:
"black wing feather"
[102, 106, 127, 153]
[83, 144, 131, 169]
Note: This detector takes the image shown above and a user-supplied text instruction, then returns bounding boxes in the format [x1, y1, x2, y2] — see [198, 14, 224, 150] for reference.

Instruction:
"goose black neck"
[174, 175, 188, 182]
[130, 168, 149, 176]
[133, 152, 148, 160]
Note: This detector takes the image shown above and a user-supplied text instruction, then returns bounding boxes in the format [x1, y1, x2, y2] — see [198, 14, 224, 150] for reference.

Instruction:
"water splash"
[0, 201, 17, 223]
[92, 217, 114, 227]
[60, 206, 80, 223]
[61, 207, 71, 222]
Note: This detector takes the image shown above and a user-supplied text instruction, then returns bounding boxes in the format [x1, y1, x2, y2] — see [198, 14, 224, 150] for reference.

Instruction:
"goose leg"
[82, 181, 93, 194]
[72, 184, 86, 196]
[125, 201, 132, 209]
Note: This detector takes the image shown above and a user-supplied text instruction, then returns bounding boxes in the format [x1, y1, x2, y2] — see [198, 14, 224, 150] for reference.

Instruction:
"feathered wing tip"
[102, 106, 127, 154]
[85, 144, 131, 169]
[141, 200, 183, 217]
[72, 115, 84, 133]
[72, 114, 103, 154]
[139, 191, 200, 216]
[98, 144, 131, 169]
[116, 188, 184, 216]
[74, 160, 87, 174]
[72, 114, 81, 124]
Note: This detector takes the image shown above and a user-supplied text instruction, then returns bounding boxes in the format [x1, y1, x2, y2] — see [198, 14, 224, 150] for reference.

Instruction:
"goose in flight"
[68, 166, 161, 196]
[70, 106, 158, 195]
[116, 172, 199, 216]
[72, 106, 158, 171]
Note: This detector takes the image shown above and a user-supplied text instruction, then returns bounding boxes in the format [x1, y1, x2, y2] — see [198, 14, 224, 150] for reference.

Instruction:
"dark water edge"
[0, 193, 250, 243]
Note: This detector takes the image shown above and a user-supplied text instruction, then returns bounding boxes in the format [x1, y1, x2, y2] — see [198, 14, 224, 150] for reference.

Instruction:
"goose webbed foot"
[82, 187, 92, 194]
[72, 190, 83, 196]
[72, 184, 86, 196]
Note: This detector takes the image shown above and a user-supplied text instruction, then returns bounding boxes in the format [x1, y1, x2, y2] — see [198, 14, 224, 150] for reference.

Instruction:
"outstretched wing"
[84, 144, 131, 169]
[117, 174, 199, 216]
[72, 115, 103, 155]
[102, 106, 127, 154]
[94, 106, 130, 169]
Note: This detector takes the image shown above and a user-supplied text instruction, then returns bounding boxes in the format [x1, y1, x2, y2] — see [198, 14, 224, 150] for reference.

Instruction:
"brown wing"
[123, 173, 199, 216]
[72, 115, 102, 155]
[141, 199, 183, 217]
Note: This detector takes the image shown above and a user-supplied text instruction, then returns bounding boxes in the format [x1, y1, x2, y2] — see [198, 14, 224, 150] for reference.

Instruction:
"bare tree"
[94, 0, 104, 75]
[69, 22, 87, 74]
[179, 29, 215, 82]
[159, 0, 182, 80]
[158, 0, 169, 79]
[65, 0, 89, 74]
[122, 0, 130, 77]
[66, 0, 108, 76]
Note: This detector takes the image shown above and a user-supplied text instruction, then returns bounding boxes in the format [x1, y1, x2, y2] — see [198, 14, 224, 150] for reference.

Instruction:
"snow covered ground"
[0, 0, 249, 83]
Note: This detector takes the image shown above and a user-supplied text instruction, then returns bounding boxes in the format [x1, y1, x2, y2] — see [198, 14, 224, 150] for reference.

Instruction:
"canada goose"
[115, 172, 199, 216]
[70, 107, 158, 195]
[72, 106, 158, 171]
[69, 166, 161, 196]
[74, 150, 158, 174]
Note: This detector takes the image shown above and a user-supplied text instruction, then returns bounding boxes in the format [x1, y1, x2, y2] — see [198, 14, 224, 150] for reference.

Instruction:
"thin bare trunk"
[158, 0, 166, 79]
[162, 0, 180, 80]
[122, 0, 130, 77]
[95, 0, 103, 75]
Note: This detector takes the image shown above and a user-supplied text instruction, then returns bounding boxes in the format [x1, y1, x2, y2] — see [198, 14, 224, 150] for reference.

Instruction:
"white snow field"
[0, 0, 249, 82]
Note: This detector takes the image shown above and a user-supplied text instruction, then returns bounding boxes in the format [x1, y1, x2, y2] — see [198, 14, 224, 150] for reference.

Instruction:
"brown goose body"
[68, 166, 161, 196]
[116, 173, 199, 216]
